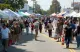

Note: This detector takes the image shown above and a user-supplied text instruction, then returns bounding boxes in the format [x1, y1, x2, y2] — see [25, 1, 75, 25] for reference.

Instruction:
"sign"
[72, 2, 80, 8]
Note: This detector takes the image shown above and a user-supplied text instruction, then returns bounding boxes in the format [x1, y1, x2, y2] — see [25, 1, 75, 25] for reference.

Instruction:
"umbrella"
[51, 13, 57, 16]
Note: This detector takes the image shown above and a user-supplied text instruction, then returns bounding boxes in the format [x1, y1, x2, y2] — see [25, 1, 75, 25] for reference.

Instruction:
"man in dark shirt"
[64, 23, 72, 48]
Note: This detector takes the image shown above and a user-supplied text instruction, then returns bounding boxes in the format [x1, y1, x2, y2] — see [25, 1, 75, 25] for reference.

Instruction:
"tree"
[0, 0, 28, 11]
[34, 1, 42, 14]
[0, 4, 13, 10]
[49, 0, 61, 14]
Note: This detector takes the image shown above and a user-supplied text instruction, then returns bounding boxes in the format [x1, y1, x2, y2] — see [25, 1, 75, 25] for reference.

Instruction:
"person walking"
[25, 20, 29, 35]
[70, 21, 76, 43]
[31, 22, 34, 34]
[39, 20, 43, 33]
[76, 23, 80, 48]
[64, 23, 72, 48]
[47, 20, 53, 37]
[34, 19, 39, 40]
[56, 20, 61, 42]
[11, 22, 21, 44]
[1, 24, 10, 52]
[44, 20, 48, 32]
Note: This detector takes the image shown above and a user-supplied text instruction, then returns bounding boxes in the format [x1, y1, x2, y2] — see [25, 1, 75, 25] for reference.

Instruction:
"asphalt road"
[0, 27, 80, 52]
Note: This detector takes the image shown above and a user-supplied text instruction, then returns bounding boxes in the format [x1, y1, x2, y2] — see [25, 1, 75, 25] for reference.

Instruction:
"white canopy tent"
[3, 9, 22, 20]
[14, 12, 22, 19]
[69, 11, 77, 17]
[50, 13, 57, 16]
[24, 12, 31, 16]
[64, 11, 77, 18]
[0, 10, 9, 19]
[3, 9, 17, 20]
[76, 13, 80, 17]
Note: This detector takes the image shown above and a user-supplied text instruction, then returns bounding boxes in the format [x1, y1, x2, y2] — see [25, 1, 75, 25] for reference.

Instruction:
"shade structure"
[59, 12, 68, 16]
[14, 12, 22, 17]
[51, 13, 57, 16]
[64, 13, 71, 17]
[18, 12, 29, 18]
[35, 13, 41, 18]
[57, 15, 63, 18]
[14, 12, 22, 19]
[75, 13, 80, 17]
[69, 11, 77, 17]
[3, 9, 18, 20]
[24, 12, 31, 16]
[18, 12, 25, 16]
[0, 10, 9, 19]
[57, 12, 64, 18]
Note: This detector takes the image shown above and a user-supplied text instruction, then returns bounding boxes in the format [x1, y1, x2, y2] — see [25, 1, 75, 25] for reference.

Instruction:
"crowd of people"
[0, 16, 80, 52]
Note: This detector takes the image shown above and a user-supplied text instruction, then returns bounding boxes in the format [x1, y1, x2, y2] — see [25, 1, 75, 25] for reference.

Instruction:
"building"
[72, 2, 80, 8]
[71, 2, 80, 12]
[62, 8, 73, 13]
[19, 3, 33, 13]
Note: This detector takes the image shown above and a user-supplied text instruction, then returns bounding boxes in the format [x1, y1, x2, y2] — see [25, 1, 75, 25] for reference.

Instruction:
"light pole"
[32, 0, 36, 13]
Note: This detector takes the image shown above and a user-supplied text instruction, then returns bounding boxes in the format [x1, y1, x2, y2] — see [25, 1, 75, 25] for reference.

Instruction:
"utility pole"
[32, 0, 36, 13]
[73, 0, 74, 10]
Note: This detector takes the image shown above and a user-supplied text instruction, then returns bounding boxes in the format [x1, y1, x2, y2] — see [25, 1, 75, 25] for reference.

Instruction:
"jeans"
[76, 35, 80, 47]
[65, 37, 71, 47]
[2, 39, 8, 50]
[48, 30, 52, 37]
[26, 27, 29, 35]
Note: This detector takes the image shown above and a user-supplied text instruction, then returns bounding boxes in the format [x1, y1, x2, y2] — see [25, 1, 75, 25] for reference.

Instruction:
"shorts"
[2, 39, 8, 47]
[35, 29, 38, 35]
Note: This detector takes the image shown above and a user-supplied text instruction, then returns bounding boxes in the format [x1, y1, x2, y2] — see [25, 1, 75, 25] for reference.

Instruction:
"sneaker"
[66, 45, 69, 48]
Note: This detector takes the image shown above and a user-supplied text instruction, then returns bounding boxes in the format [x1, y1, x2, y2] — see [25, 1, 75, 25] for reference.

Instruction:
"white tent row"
[0, 10, 9, 19]
[24, 12, 31, 16]
[3, 9, 22, 20]
[64, 11, 80, 18]
[0, 9, 32, 20]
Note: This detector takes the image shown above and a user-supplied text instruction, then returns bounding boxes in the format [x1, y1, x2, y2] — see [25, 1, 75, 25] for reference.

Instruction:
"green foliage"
[1, 0, 28, 11]
[0, 4, 13, 10]
[48, 0, 61, 14]
[34, 1, 42, 14]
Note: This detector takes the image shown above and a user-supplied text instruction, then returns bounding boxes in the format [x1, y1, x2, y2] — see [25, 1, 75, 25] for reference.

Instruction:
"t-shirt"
[26, 23, 29, 27]
[65, 26, 72, 37]
[34, 21, 39, 30]
[47, 23, 53, 30]
[70, 23, 76, 30]
[11, 26, 21, 34]
[1, 28, 10, 39]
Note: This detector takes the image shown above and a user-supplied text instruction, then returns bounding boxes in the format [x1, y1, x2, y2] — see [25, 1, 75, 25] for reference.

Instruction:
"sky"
[27, 0, 80, 10]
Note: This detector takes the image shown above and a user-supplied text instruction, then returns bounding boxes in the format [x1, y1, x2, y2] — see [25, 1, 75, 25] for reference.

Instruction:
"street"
[0, 28, 80, 52]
